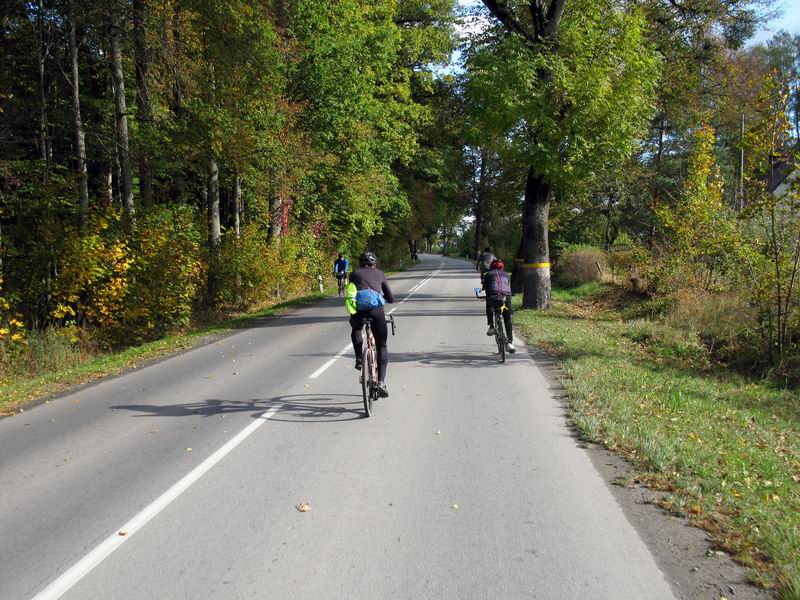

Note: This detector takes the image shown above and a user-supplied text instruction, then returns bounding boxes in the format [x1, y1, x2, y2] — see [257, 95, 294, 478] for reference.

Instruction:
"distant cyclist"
[333, 253, 349, 296]
[476, 246, 497, 283]
[482, 257, 515, 354]
[346, 252, 396, 397]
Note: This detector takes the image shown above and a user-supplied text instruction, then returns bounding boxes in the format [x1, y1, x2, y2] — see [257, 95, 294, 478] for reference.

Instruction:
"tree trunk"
[271, 193, 289, 238]
[207, 155, 221, 250]
[133, 0, 154, 207]
[110, 5, 135, 226]
[521, 166, 552, 309]
[169, 6, 184, 203]
[473, 149, 486, 259]
[233, 171, 242, 239]
[36, 0, 50, 185]
[207, 155, 221, 302]
[68, 2, 89, 234]
[511, 240, 524, 294]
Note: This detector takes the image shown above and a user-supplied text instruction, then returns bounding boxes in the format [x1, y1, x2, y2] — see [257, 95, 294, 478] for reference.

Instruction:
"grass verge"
[515, 284, 800, 597]
[0, 293, 328, 416]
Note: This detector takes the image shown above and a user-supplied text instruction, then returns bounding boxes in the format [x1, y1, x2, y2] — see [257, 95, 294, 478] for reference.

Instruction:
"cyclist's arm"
[381, 277, 396, 303]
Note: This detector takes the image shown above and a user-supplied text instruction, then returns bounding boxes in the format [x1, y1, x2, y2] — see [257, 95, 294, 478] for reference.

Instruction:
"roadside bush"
[665, 290, 763, 370]
[554, 246, 607, 287]
[2, 326, 95, 379]
[52, 206, 204, 346]
[216, 227, 332, 310]
[121, 205, 205, 343]
[216, 226, 273, 308]
[0, 276, 28, 380]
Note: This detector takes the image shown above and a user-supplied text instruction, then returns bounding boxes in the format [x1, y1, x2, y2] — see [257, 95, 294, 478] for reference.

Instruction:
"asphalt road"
[0, 255, 676, 600]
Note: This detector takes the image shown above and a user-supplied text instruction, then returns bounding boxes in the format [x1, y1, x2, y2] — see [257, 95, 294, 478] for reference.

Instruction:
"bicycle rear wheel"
[362, 346, 374, 416]
[494, 310, 506, 363]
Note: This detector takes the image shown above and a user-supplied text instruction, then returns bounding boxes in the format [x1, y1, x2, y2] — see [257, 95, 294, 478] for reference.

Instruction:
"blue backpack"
[355, 289, 385, 311]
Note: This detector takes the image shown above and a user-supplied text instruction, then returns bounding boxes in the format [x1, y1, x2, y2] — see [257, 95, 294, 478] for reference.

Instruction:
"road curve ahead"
[0, 255, 676, 600]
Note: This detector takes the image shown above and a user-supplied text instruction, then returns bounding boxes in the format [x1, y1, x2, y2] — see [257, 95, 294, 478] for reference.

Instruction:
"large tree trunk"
[520, 167, 551, 309]
[36, 0, 50, 185]
[110, 5, 135, 226]
[133, 0, 154, 207]
[68, 2, 89, 234]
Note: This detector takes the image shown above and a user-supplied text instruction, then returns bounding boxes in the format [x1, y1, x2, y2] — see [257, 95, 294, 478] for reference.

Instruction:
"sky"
[455, 0, 800, 45]
[751, 0, 800, 44]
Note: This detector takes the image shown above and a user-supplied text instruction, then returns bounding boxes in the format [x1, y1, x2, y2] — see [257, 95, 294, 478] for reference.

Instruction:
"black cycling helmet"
[359, 251, 377, 267]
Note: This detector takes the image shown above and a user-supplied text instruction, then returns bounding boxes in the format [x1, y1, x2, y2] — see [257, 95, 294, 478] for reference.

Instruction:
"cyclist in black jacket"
[349, 252, 396, 397]
[482, 258, 516, 353]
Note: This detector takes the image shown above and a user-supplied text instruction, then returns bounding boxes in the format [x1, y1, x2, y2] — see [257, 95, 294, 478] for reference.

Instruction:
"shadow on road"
[111, 393, 366, 422]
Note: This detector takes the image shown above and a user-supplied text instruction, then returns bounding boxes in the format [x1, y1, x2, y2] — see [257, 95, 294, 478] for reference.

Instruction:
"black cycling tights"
[350, 307, 389, 382]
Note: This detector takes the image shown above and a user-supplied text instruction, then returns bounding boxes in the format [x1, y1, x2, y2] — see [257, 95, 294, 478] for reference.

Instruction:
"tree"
[132, 0, 154, 207]
[109, 0, 135, 225]
[67, 0, 89, 233]
[468, 0, 660, 308]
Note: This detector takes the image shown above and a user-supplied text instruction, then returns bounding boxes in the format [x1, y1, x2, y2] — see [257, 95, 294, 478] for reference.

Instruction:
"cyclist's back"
[349, 267, 396, 303]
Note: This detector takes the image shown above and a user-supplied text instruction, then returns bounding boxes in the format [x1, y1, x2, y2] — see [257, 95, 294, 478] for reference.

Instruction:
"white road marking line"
[31, 404, 284, 600]
[308, 261, 444, 379]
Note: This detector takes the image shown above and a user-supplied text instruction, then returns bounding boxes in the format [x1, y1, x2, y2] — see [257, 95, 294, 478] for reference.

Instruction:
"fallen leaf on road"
[435, 431, 441, 435]
[297, 502, 312, 512]
[451, 504, 459, 510]
[304, 384, 309, 388]
[118, 531, 128, 536]
[150, 429, 159, 433]
[72, 400, 80, 404]
[186, 448, 192, 452]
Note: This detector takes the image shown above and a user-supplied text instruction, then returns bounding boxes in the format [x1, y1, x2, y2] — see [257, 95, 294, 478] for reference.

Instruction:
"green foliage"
[52, 206, 204, 345]
[216, 226, 333, 308]
[123, 206, 205, 341]
[465, 0, 660, 192]
[739, 76, 800, 364]
[654, 125, 741, 291]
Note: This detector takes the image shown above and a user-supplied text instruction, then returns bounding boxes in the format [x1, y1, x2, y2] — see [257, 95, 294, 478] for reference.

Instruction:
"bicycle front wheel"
[362, 348, 374, 416]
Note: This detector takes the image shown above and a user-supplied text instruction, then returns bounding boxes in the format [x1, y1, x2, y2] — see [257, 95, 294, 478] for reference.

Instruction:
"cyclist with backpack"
[333, 253, 349, 296]
[482, 258, 516, 354]
[345, 252, 396, 397]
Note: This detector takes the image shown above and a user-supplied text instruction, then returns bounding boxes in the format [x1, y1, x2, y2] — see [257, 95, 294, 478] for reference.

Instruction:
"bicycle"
[474, 288, 509, 363]
[359, 314, 396, 417]
[335, 274, 347, 297]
